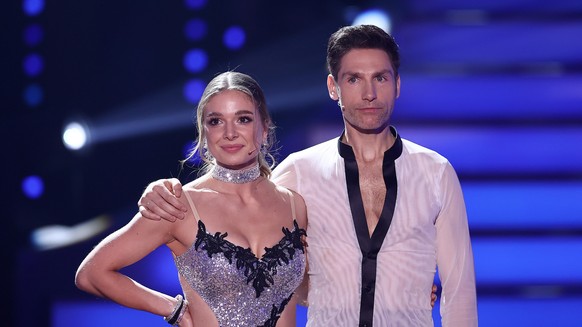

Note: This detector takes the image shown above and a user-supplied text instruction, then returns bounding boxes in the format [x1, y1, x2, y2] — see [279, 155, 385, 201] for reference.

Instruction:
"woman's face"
[203, 90, 266, 170]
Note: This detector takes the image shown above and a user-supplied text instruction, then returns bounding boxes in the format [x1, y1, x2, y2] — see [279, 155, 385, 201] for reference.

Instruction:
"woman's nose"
[224, 123, 238, 140]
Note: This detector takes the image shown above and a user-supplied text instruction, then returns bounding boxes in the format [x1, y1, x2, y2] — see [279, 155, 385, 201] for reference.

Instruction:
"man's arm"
[435, 163, 478, 326]
[271, 154, 299, 192]
[138, 178, 187, 221]
[140, 152, 300, 223]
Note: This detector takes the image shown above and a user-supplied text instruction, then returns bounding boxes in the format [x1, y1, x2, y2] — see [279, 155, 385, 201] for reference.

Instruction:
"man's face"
[328, 48, 400, 133]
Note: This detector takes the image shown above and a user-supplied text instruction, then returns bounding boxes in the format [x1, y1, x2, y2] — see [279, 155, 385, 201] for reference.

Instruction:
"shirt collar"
[338, 126, 403, 162]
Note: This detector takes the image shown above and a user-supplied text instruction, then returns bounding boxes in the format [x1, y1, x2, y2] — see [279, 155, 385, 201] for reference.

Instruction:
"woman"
[75, 71, 308, 327]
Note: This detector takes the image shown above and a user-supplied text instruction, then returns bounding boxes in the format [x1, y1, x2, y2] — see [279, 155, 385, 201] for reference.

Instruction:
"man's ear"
[327, 74, 339, 100]
[395, 74, 401, 99]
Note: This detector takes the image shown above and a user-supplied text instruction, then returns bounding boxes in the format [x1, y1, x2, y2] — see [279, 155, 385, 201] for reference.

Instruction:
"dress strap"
[287, 189, 297, 222]
[184, 191, 202, 223]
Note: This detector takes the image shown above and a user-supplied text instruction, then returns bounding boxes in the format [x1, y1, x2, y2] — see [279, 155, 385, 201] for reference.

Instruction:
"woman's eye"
[207, 118, 220, 126]
[239, 116, 253, 123]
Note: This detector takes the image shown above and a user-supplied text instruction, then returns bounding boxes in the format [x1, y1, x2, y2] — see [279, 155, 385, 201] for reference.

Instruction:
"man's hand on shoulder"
[138, 178, 187, 222]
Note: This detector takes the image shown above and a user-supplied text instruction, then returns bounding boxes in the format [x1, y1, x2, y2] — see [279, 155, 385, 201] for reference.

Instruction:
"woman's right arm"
[75, 212, 180, 320]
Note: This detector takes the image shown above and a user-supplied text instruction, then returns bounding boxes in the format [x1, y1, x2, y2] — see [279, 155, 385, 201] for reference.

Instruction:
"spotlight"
[31, 215, 111, 250]
[352, 9, 392, 33]
[62, 121, 90, 151]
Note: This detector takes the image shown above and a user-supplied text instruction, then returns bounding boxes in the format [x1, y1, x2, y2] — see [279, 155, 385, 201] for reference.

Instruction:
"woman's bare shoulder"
[274, 185, 307, 229]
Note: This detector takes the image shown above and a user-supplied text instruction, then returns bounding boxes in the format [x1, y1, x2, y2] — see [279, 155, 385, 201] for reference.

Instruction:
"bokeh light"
[223, 25, 246, 50]
[183, 78, 206, 104]
[22, 175, 44, 199]
[23, 24, 44, 47]
[23, 53, 44, 77]
[352, 9, 392, 33]
[62, 121, 90, 151]
[22, 0, 44, 16]
[23, 83, 44, 107]
[184, 18, 207, 41]
[184, 0, 207, 10]
[183, 49, 208, 73]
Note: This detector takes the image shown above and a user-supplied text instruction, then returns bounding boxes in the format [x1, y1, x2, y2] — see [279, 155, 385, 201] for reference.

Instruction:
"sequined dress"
[175, 191, 306, 327]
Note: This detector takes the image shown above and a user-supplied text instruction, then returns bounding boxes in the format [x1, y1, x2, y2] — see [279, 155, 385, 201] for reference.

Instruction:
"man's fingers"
[153, 184, 187, 216]
[140, 202, 178, 222]
[167, 178, 184, 198]
[430, 284, 438, 307]
[138, 178, 187, 221]
[138, 206, 161, 221]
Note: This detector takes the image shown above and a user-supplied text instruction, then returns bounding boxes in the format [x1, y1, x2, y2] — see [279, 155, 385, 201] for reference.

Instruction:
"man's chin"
[347, 122, 390, 135]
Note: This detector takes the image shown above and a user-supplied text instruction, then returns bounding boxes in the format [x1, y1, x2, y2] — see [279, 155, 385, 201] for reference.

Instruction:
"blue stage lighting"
[352, 9, 392, 33]
[183, 48, 208, 73]
[183, 78, 206, 104]
[223, 26, 246, 50]
[184, 18, 207, 41]
[22, 175, 44, 199]
[23, 83, 43, 107]
[184, 0, 207, 10]
[23, 24, 43, 47]
[22, 0, 44, 16]
[23, 53, 44, 77]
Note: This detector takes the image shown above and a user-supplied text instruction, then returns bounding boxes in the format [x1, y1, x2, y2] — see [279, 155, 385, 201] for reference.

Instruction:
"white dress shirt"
[271, 129, 477, 327]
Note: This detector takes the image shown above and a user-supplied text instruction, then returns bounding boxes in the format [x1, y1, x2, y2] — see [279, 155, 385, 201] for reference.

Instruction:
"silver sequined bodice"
[175, 220, 306, 327]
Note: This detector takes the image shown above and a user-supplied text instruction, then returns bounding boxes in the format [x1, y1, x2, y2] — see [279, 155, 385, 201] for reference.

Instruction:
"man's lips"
[357, 107, 382, 113]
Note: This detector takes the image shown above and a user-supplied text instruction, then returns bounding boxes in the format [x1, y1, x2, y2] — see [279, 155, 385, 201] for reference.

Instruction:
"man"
[140, 25, 477, 326]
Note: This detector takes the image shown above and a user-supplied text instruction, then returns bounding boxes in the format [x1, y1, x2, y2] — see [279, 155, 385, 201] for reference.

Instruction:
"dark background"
[3, 0, 582, 326]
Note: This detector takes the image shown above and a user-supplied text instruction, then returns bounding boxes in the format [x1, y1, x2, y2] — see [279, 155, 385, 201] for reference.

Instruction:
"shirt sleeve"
[435, 162, 478, 326]
[271, 154, 300, 193]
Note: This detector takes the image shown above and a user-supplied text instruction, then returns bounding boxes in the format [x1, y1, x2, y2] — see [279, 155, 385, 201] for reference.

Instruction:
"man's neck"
[342, 125, 395, 163]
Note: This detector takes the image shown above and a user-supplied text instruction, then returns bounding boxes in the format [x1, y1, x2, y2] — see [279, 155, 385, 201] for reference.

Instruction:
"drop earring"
[260, 142, 268, 156]
[201, 140, 214, 161]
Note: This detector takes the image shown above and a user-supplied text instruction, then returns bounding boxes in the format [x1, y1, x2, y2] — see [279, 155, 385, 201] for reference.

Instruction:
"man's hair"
[326, 24, 400, 81]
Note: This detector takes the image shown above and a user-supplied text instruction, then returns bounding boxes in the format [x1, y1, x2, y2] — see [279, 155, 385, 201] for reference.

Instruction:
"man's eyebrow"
[340, 71, 361, 78]
[340, 69, 394, 79]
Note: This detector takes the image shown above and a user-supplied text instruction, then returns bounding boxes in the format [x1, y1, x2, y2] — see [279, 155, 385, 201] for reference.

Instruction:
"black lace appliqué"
[258, 293, 293, 327]
[194, 220, 306, 297]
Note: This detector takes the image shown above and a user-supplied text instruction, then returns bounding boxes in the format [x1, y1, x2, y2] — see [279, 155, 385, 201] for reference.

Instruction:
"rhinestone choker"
[211, 163, 261, 184]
